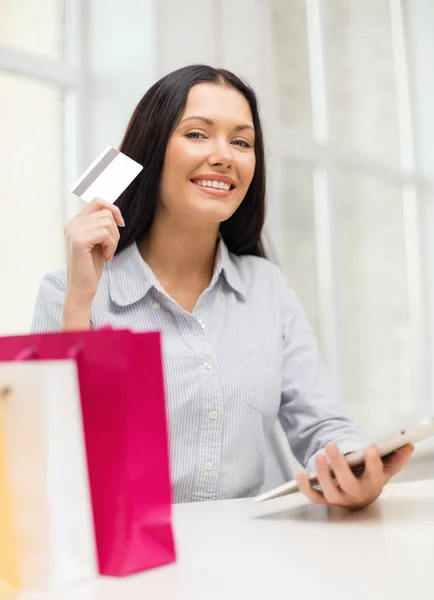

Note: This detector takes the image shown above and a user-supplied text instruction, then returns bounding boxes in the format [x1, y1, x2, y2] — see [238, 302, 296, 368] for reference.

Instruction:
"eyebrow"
[179, 116, 255, 134]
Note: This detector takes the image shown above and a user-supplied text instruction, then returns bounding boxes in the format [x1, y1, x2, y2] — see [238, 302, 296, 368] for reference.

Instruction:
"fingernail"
[295, 472, 304, 485]
[316, 453, 328, 467]
[326, 442, 338, 456]
[366, 447, 377, 459]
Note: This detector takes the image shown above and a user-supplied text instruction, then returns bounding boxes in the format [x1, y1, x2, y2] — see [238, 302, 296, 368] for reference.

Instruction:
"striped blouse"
[31, 238, 365, 503]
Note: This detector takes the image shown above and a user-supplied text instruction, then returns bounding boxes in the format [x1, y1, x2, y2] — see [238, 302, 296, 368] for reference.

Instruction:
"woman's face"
[159, 83, 256, 226]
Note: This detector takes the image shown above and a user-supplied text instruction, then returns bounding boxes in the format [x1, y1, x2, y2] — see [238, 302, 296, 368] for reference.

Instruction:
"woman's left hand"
[295, 442, 414, 511]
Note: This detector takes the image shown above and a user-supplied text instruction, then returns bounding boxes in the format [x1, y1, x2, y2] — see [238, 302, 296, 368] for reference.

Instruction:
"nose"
[207, 139, 233, 169]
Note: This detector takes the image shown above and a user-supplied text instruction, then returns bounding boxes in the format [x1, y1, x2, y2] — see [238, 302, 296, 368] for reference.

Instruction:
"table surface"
[19, 478, 434, 600]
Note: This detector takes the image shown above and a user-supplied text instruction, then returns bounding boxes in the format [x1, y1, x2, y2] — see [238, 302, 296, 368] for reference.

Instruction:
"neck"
[138, 213, 220, 288]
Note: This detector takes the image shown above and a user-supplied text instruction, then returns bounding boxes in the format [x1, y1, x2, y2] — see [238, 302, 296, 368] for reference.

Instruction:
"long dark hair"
[115, 64, 267, 258]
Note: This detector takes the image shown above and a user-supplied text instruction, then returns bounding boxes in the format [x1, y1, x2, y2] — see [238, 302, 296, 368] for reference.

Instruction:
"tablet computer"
[255, 417, 434, 503]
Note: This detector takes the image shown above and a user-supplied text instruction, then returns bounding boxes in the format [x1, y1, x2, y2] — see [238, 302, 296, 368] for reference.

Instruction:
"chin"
[189, 202, 239, 224]
[196, 209, 237, 224]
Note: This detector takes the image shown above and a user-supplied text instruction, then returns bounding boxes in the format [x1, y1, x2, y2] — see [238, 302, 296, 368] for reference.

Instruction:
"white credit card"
[70, 146, 143, 204]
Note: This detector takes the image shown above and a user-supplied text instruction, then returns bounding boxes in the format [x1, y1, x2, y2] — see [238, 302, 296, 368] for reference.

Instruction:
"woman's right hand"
[64, 198, 125, 304]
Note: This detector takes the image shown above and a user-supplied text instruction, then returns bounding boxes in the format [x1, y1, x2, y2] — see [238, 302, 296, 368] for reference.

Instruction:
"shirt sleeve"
[31, 270, 67, 333]
[276, 271, 367, 472]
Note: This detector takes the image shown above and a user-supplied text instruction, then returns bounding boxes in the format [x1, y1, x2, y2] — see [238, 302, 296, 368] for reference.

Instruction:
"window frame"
[0, 0, 87, 223]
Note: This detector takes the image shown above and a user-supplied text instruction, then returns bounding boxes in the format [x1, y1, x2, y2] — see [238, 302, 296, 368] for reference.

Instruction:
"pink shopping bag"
[0, 329, 176, 576]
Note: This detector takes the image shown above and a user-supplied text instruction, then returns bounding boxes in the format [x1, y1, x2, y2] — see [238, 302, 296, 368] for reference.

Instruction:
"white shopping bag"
[0, 360, 97, 590]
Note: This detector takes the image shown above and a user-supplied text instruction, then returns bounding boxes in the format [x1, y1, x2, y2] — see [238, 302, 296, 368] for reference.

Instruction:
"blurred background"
[1, 0, 434, 462]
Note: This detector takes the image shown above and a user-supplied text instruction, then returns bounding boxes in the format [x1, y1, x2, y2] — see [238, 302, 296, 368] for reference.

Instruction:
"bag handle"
[66, 342, 83, 359]
[14, 346, 37, 361]
[14, 342, 83, 361]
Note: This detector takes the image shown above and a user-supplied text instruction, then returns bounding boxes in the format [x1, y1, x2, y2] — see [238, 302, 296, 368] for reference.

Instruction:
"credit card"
[70, 146, 143, 204]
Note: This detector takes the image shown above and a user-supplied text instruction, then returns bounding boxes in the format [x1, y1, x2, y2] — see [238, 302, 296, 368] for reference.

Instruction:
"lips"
[192, 180, 232, 191]
[189, 180, 234, 197]
[190, 174, 237, 190]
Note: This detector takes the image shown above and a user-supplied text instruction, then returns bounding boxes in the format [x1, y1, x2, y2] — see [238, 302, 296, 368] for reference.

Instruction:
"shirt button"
[203, 360, 213, 370]
[220, 293, 225, 301]
[198, 318, 206, 329]
[208, 410, 219, 420]
[153, 302, 161, 310]
[204, 461, 214, 471]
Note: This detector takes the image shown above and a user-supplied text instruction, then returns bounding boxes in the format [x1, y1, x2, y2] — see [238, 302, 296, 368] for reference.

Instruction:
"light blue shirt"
[32, 239, 366, 503]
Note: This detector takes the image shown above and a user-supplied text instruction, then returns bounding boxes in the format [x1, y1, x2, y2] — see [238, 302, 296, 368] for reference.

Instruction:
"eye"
[232, 139, 252, 148]
[185, 131, 206, 140]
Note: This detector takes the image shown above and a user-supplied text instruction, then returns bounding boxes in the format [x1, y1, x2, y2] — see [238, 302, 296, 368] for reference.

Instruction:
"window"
[335, 170, 412, 426]
[326, 0, 401, 162]
[280, 161, 320, 344]
[0, 0, 84, 335]
[0, 0, 65, 59]
[270, 0, 428, 435]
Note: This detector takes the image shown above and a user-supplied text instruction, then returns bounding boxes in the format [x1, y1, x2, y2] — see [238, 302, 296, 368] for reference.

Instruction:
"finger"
[315, 453, 343, 505]
[295, 472, 327, 505]
[382, 444, 414, 483]
[68, 215, 120, 259]
[325, 442, 359, 495]
[69, 226, 117, 261]
[90, 214, 121, 245]
[89, 209, 124, 232]
[91, 228, 117, 261]
[359, 446, 384, 491]
[80, 198, 125, 227]
[81, 211, 121, 239]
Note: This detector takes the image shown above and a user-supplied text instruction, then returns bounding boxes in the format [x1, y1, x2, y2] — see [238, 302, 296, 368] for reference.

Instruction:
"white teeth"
[193, 179, 231, 191]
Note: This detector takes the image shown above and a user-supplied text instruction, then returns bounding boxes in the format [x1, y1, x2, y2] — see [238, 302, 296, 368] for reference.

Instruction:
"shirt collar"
[216, 238, 247, 300]
[108, 243, 154, 306]
[108, 238, 247, 307]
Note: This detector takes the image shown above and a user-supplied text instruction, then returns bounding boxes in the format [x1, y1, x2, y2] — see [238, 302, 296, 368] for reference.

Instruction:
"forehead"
[181, 83, 254, 125]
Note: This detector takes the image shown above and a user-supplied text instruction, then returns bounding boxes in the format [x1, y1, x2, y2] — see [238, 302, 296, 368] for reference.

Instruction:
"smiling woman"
[31, 64, 413, 509]
[114, 65, 265, 258]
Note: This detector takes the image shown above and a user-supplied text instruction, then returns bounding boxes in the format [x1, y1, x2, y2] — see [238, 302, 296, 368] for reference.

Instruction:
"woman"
[32, 64, 413, 508]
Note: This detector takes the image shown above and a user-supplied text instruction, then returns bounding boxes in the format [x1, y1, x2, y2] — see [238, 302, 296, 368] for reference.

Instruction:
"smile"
[190, 178, 236, 198]
[191, 179, 234, 191]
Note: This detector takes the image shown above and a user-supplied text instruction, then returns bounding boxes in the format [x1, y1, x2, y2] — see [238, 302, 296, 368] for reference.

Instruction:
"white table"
[20, 478, 434, 600]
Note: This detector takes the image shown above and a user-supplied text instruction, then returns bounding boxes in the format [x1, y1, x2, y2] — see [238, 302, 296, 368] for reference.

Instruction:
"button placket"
[193, 325, 222, 500]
